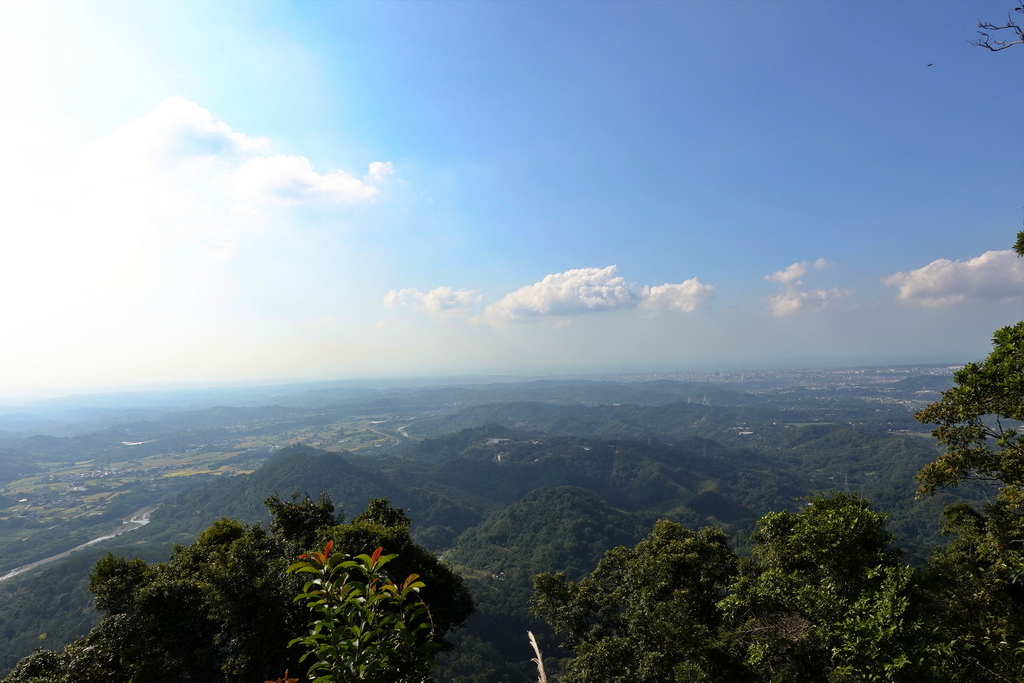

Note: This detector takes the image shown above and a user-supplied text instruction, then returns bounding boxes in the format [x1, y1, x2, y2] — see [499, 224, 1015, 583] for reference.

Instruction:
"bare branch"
[971, 9, 1024, 51]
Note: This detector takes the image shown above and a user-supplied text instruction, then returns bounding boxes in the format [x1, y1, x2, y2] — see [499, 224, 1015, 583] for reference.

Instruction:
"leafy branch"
[915, 323, 1024, 495]
[289, 542, 439, 683]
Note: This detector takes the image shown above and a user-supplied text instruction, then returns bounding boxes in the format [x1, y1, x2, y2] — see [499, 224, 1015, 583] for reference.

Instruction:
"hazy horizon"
[0, 360, 967, 408]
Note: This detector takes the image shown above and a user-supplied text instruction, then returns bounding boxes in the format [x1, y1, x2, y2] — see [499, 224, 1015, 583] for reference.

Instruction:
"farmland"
[0, 408, 419, 576]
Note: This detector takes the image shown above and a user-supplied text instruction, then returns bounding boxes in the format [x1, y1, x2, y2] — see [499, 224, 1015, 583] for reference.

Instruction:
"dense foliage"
[2, 497, 471, 683]
[916, 322, 1024, 493]
[290, 543, 438, 683]
[913, 319, 1024, 681]
[532, 518, 740, 681]
[532, 491, 1018, 681]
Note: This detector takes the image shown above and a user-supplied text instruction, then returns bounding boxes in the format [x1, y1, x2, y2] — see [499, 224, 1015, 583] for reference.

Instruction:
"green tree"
[328, 499, 475, 642]
[290, 543, 439, 682]
[3, 519, 297, 683]
[531, 519, 743, 682]
[915, 322, 1024, 494]
[720, 493, 934, 682]
[0, 620, 131, 683]
[922, 498, 1024, 682]
[2, 496, 472, 683]
[913, 246, 1024, 680]
[267, 491, 341, 550]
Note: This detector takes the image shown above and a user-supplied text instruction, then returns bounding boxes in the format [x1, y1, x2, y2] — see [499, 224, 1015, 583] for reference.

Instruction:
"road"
[0, 505, 158, 583]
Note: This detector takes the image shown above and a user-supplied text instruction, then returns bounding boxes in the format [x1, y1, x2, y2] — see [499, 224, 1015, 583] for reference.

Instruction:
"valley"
[0, 366, 978, 679]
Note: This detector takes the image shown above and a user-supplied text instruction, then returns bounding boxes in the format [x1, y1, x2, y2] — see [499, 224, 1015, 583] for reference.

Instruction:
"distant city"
[562, 363, 959, 390]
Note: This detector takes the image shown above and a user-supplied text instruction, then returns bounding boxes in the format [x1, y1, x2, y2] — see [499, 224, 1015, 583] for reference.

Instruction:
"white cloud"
[764, 259, 847, 315]
[0, 97, 395, 338]
[769, 288, 849, 316]
[87, 96, 269, 173]
[79, 97, 386, 208]
[765, 258, 829, 285]
[383, 286, 482, 317]
[882, 249, 1024, 307]
[640, 279, 715, 312]
[366, 161, 396, 181]
[198, 240, 237, 261]
[482, 266, 712, 321]
[234, 155, 378, 205]
[765, 261, 807, 285]
[486, 266, 637, 319]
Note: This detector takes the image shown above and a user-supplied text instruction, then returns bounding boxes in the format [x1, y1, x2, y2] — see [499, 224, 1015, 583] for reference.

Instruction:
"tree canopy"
[533, 493, 942, 682]
[915, 322, 1024, 493]
[3, 496, 473, 683]
[532, 519, 741, 682]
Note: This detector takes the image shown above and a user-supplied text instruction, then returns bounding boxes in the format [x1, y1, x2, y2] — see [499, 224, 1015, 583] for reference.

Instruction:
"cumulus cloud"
[768, 288, 849, 316]
[234, 155, 379, 205]
[765, 258, 829, 285]
[385, 267, 712, 323]
[383, 286, 482, 317]
[486, 266, 637, 319]
[483, 266, 712, 321]
[0, 97, 397, 336]
[90, 96, 269, 171]
[640, 279, 715, 312]
[67, 97, 395, 254]
[83, 97, 388, 207]
[882, 250, 1024, 307]
[366, 161, 396, 181]
[764, 259, 848, 316]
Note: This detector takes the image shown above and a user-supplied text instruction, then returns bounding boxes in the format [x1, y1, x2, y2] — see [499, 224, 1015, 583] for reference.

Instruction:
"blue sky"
[1, 0, 1022, 398]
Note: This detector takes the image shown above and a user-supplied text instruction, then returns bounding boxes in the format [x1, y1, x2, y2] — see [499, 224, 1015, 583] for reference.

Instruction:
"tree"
[720, 493, 934, 682]
[2, 496, 473, 683]
[531, 520, 744, 682]
[912, 234, 1024, 681]
[971, 7, 1024, 51]
[329, 499, 475, 643]
[289, 543, 439, 683]
[532, 495, 951, 682]
[915, 322, 1024, 494]
[266, 491, 341, 550]
[923, 499, 1024, 682]
[2, 518, 300, 683]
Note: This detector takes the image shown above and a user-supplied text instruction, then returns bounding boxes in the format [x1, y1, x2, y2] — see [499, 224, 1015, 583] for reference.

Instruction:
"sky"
[1, 0, 1022, 400]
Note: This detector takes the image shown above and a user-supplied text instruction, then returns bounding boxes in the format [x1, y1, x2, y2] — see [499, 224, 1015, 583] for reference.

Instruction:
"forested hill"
[90, 414, 945, 549]
[127, 428, 788, 549]
[403, 397, 924, 444]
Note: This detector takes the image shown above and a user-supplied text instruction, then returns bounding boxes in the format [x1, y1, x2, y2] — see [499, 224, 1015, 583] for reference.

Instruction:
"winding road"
[0, 505, 158, 583]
